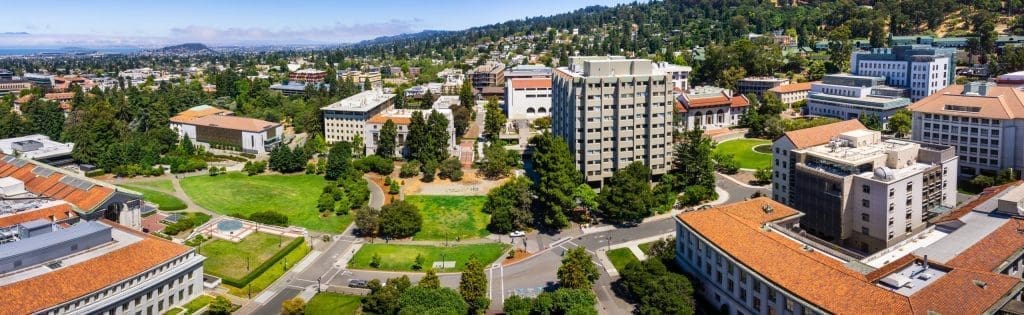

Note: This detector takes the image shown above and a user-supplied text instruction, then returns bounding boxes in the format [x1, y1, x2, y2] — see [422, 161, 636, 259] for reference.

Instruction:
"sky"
[0, 0, 630, 48]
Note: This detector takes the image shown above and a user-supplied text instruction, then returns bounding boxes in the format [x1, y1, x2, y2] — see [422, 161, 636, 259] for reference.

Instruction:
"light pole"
[605, 235, 612, 251]
[317, 276, 322, 293]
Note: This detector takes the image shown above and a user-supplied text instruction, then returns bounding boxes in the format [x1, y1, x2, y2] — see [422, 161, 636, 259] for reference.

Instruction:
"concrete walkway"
[597, 232, 674, 276]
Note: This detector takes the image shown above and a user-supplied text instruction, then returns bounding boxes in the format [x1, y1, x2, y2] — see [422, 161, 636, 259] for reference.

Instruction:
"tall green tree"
[485, 175, 533, 233]
[887, 109, 912, 137]
[672, 127, 715, 192]
[379, 200, 422, 238]
[420, 269, 441, 288]
[531, 134, 582, 228]
[483, 97, 506, 139]
[426, 110, 451, 163]
[619, 259, 695, 314]
[557, 247, 600, 290]
[827, 25, 853, 73]
[325, 140, 353, 180]
[460, 257, 490, 314]
[377, 119, 398, 158]
[407, 111, 429, 163]
[598, 162, 655, 224]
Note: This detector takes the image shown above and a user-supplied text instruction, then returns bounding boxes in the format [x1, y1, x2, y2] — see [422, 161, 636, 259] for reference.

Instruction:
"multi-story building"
[851, 45, 956, 101]
[505, 78, 552, 122]
[675, 86, 750, 131]
[652, 62, 692, 91]
[0, 154, 205, 315]
[772, 121, 957, 253]
[288, 69, 326, 83]
[551, 56, 674, 184]
[736, 77, 789, 97]
[0, 134, 75, 166]
[675, 196, 1024, 315]
[437, 68, 465, 95]
[504, 65, 551, 82]
[23, 73, 55, 91]
[806, 74, 911, 126]
[270, 82, 314, 96]
[765, 81, 813, 105]
[0, 70, 31, 96]
[470, 61, 506, 89]
[364, 108, 457, 158]
[169, 105, 283, 154]
[909, 82, 1024, 177]
[322, 89, 395, 144]
[340, 70, 382, 88]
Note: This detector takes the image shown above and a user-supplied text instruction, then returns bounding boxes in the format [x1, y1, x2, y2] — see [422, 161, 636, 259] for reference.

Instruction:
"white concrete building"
[0, 134, 74, 166]
[322, 90, 395, 144]
[653, 62, 692, 91]
[169, 105, 282, 154]
[909, 82, 1024, 177]
[851, 45, 956, 101]
[552, 56, 673, 184]
[806, 74, 912, 127]
[505, 78, 552, 121]
[675, 86, 750, 131]
[772, 122, 957, 253]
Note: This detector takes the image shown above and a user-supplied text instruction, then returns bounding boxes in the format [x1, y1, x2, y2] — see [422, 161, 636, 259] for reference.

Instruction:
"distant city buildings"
[340, 70, 382, 88]
[0, 69, 32, 96]
[736, 77, 789, 97]
[850, 45, 955, 101]
[806, 74, 911, 125]
[909, 82, 1024, 177]
[269, 82, 317, 96]
[437, 68, 465, 94]
[0, 154, 203, 315]
[321, 90, 395, 144]
[470, 61, 506, 89]
[169, 105, 282, 154]
[552, 56, 673, 184]
[675, 86, 750, 131]
[771, 120, 957, 253]
[288, 69, 326, 83]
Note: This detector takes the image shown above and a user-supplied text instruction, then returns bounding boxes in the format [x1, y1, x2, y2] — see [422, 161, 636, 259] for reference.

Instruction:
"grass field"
[180, 295, 213, 315]
[406, 195, 490, 240]
[305, 293, 362, 315]
[121, 185, 187, 210]
[227, 240, 310, 296]
[638, 241, 655, 255]
[181, 172, 350, 233]
[607, 248, 640, 271]
[200, 232, 296, 279]
[714, 138, 772, 170]
[126, 179, 175, 192]
[349, 243, 509, 272]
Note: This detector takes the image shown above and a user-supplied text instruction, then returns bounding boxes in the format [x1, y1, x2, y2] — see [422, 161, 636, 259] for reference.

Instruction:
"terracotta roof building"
[676, 197, 1024, 315]
[909, 82, 1024, 177]
[676, 86, 750, 131]
[766, 81, 814, 105]
[506, 77, 552, 121]
[772, 121, 958, 253]
[170, 105, 282, 154]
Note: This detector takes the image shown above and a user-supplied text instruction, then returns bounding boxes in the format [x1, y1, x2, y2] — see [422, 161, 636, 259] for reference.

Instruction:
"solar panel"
[59, 177, 95, 191]
[31, 167, 55, 177]
[1, 156, 14, 163]
[10, 159, 28, 167]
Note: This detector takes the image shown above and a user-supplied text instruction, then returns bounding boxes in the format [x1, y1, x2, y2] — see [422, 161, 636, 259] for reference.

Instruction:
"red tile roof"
[680, 92, 749, 109]
[908, 85, 1024, 120]
[171, 114, 280, 133]
[0, 153, 116, 212]
[780, 119, 865, 149]
[0, 203, 75, 228]
[767, 81, 814, 94]
[0, 231, 190, 314]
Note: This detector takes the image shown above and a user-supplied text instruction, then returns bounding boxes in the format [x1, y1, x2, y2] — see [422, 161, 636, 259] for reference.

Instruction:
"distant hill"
[148, 43, 215, 54]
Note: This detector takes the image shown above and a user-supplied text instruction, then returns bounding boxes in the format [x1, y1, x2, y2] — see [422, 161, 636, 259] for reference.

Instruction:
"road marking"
[499, 264, 505, 301]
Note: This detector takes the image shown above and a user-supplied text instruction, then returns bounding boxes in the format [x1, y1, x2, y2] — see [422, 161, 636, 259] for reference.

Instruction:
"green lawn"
[180, 295, 213, 315]
[714, 138, 772, 170]
[607, 248, 640, 271]
[227, 240, 311, 296]
[200, 232, 296, 279]
[306, 293, 362, 315]
[349, 243, 509, 272]
[126, 179, 175, 192]
[180, 172, 351, 233]
[638, 241, 655, 255]
[406, 195, 490, 240]
[121, 185, 187, 210]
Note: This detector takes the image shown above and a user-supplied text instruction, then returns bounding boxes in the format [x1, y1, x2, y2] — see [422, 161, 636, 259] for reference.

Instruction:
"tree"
[859, 112, 882, 131]
[827, 25, 853, 73]
[503, 295, 534, 315]
[755, 167, 773, 184]
[281, 297, 306, 315]
[355, 206, 381, 236]
[397, 286, 468, 314]
[887, 109, 912, 137]
[479, 142, 517, 179]
[557, 247, 599, 290]
[420, 269, 441, 288]
[426, 110, 451, 163]
[317, 192, 335, 213]
[438, 157, 464, 181]
[380, 200, 422, 238]
[532, 134, 582, 228]
[407, 111, 429, 162]
[619, 259, 695, 314]
[573, 184, 599, 221]
[534, 288, 597, 314]
[598, 162, 655, 224]
[207, 296, 234, 315]
[720, 66, 746, 91]
[325, 141, 352, 180]
[484, 97, 506, 139]
[460, 257, 490, 314]
[485, 175, 534, 233]
[364, 279, 403, 314]
[377, 119, 398, 158]
[672, 127, 715, 192]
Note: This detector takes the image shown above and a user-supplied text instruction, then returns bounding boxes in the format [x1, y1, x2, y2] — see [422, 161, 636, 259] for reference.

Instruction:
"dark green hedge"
[217, 236, 304, 288]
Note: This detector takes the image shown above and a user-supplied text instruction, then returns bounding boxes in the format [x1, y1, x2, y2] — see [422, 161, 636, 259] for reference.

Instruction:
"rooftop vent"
[973, 280, 988, 289]
[762, 204, 774, 214]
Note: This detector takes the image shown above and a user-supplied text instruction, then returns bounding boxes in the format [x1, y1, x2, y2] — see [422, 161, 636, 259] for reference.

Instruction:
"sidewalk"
[596, 232, 674, 277]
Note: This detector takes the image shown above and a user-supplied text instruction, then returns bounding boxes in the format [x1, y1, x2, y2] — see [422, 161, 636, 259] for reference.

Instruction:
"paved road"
[247, 232, 362, 314]
[364, 174, 385, 209]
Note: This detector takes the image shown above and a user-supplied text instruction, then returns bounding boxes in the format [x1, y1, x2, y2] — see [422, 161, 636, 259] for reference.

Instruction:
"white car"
[509, 231, 526, 238]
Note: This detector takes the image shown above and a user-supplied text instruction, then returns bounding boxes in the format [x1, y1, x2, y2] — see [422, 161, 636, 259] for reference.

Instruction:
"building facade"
[169, 105, 282, 154]
[765, 81, 813, 105]
[736, 77, 789, 97]
[806, 74, 911, 126]
[288, 69, 326, 83]
[909, 82, 1024, 177]
[470, 62, 506, 89]
[322, 90, 395, 144]
[850, 45, 956, 101]
[653, 62, 692, 91]
[552, 56, 673, 184]
[675, 86, 750, 131]
[772, 121, 957, 253]
[505, 78, 552, 121]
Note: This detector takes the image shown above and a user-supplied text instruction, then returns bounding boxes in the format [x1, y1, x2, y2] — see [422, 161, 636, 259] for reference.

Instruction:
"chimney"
[923, 255, 928, 270]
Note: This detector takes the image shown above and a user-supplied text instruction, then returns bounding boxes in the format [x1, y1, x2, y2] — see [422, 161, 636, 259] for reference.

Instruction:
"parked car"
[348, 279, 368, 289]
[509, 231, 526, 238]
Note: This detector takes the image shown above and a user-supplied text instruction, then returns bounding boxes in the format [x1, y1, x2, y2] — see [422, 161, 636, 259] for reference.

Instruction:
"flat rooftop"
[321, 90, 395, 113]
[0, 135, 74, 160]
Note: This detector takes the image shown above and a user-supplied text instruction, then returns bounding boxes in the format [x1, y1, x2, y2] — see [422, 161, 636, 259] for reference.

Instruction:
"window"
[862, 199, 870, 208]
[862, 185, 870, 193]
[862, 227, 870, 235]
[862, 213, 870, 222]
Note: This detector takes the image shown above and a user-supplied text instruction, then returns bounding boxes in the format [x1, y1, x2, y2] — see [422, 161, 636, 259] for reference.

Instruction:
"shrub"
[754, 167, 772, 184]
[248, 211, 289, 226]
[713, 152, 739, 174]
[389, 182, 401, 195]
[185, 235, 206, 247]
[84, 169, 106, 177]
[399, 160, 421, 178]
[421, 160, 438, 182]
[438, 157, 463, 181]
[679, 185, 715, 206]
[354, 155, 395, 175]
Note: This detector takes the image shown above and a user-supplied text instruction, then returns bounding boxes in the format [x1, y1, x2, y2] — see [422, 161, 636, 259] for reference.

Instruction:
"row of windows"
[921, 113, 1000, 126]
[51, 255, 198, 315]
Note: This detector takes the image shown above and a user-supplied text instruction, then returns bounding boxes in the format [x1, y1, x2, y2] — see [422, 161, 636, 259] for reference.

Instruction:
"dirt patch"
[368, 174, 395, 206]
[725, 170, 768, 187]
[502, 249, 533, 266]
[402, 171, 508, 196]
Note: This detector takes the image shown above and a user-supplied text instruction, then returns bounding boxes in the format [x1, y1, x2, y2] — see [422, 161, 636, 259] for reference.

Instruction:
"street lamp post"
[606, 235, 612, 251]
[317, 276, 322, 293]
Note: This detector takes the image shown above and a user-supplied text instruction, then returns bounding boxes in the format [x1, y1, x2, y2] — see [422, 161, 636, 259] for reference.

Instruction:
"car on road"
[509, 230, 526, 238]
[348, 279, 368, 289]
